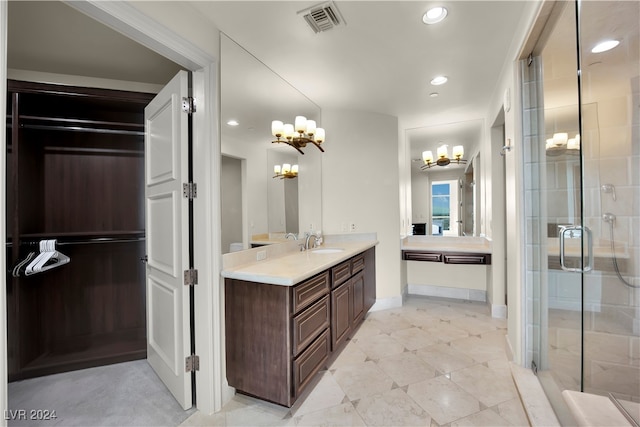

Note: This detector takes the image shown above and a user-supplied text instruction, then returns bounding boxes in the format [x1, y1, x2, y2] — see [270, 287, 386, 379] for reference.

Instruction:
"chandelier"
[421, 145, 466, 169]
[273, 163, 298, 179]
[546, 132, 580, 156]
[271, 116, 325, 155]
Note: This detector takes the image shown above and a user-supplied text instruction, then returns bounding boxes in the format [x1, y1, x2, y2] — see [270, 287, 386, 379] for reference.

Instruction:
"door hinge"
[183, 182, 197, 200]
[185, 354, 200, 372]
[184, 269, 198, 286]
[182, 96, 196, 114]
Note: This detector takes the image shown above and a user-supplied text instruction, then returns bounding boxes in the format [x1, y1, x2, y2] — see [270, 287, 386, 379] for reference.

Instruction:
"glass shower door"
[522, 2, 585, 415]
[578, 0, 639, 407]
[523, 0, 639, 422]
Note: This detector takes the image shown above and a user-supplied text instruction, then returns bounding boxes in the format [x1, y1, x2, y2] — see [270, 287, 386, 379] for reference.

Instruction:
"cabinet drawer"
[331, 260, 351, 289]
[293, 329, 330, 398]
[292, 271, 329, 314]
[351, 254, 365, 274]
[443, 253, 491, 265]
[403, 251, 442, 262]
[292, 296, 329, 356]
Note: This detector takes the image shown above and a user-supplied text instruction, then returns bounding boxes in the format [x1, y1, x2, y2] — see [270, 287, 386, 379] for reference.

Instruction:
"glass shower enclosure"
[522, 0, 639, 422]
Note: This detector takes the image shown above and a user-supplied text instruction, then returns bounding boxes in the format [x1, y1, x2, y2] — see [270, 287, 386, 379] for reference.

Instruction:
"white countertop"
[401, 235, 492, 254]
[221, 238, 378, 286]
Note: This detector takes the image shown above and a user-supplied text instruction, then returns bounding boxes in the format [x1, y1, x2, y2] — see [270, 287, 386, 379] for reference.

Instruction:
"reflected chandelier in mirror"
[271, 115, 325, 154]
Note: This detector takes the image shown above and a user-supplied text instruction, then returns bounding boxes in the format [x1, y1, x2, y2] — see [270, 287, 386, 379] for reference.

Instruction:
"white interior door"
[144, 70, 192, 409]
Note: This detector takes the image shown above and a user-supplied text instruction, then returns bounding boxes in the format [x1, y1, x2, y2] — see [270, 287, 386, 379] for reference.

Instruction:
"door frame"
[0, 0, 227, 418]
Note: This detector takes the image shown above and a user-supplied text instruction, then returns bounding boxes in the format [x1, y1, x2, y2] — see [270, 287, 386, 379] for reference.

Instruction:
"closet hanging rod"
[19, 115, 144, 129]
[19, 124, 144, 136]
[7, 236, 146, 247]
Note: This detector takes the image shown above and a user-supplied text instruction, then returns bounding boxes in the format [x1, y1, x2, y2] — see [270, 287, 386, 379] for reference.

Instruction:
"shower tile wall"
[521, 55, 547, 371]
[580, 74, 640, 400]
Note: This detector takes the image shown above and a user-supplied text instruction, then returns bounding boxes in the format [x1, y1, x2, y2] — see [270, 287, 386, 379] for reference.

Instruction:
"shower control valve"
[602, 212, 616, 223]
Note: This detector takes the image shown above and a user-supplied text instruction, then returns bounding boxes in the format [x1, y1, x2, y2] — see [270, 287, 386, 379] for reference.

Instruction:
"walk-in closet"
[6, 80, 155, 381]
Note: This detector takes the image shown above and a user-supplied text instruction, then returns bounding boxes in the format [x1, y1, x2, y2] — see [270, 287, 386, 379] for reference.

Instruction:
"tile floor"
[182, 296, 530, 427]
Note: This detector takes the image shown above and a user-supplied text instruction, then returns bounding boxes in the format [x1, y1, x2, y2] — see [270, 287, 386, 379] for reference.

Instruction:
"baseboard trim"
[491, 304, 507, 319]
[408, 284, 486, 302]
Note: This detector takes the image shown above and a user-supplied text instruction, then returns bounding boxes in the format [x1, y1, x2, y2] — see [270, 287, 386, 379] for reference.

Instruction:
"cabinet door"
[351, 271, 365, 325]
[331, 282, 352, 350]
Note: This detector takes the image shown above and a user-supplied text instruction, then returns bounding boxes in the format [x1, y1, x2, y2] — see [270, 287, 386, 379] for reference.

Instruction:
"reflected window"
[431, 180, 460, 236]
[431, 182, 450, 235]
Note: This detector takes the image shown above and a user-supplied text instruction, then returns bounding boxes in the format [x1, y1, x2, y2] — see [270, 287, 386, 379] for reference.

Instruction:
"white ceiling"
[8, 0, 531, 164]
[7, 1, 182, 85]
[195, 0, 529, 163]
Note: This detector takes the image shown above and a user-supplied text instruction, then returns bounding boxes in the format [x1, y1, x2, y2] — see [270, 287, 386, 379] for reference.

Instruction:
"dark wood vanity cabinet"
[330, 253, 367, 350]
[225, 247, 376, 407]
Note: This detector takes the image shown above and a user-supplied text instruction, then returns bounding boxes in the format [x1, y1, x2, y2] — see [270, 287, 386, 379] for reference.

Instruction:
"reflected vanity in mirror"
[408, 119, 483, 237]
[220, 34, 322, 253]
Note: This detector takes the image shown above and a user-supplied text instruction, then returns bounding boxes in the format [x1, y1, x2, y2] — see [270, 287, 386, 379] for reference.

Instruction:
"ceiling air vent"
[299, 1, 346, 33]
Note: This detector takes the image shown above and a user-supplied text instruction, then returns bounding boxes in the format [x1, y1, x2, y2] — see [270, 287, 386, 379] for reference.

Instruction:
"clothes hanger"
[24, 239, 70, 276]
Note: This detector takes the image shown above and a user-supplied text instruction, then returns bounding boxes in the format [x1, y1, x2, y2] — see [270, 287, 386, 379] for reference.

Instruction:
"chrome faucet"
[285, 233, 298, 240]
[304, 232, 322, 250]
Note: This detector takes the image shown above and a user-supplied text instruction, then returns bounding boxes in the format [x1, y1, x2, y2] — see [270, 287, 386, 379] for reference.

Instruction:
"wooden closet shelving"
[6, 80, 155, 381]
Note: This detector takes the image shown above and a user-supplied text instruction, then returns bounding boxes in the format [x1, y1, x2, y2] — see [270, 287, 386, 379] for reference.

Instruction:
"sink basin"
[311, 248, 344, 254]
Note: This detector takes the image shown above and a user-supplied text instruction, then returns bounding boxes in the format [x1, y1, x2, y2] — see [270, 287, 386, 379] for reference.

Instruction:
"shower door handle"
[559, 225, 593, 272]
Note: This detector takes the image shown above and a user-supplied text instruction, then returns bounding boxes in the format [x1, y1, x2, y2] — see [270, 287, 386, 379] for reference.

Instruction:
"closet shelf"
[19, 115, 145, 136]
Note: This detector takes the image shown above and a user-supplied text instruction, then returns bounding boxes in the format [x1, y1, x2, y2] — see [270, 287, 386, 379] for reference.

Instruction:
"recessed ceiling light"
[227, 120, 239, 126]
[429, 92, 439, 98]
[430, 76, 448, 86]
[591, 40, 619, 53]
[422, 7, 448, 25]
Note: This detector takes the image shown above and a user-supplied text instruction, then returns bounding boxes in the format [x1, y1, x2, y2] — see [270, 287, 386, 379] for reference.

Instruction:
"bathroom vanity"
[222, 240, 377, 407]
[401, 236, 493, 302]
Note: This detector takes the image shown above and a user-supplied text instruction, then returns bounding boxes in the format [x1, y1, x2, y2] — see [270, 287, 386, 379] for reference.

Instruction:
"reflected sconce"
[421, 145, 467, 170]
[271, 116, 325, 155]
[273, 163, 298, 179]
[546, 132, 580, 156]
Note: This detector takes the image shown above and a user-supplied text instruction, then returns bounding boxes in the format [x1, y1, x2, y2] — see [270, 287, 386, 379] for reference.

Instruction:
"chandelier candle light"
[421, 145, 466, 169]
[271, 116, 325, 154]
[546, 132, 580, 156]
[273, 163, 298, 179]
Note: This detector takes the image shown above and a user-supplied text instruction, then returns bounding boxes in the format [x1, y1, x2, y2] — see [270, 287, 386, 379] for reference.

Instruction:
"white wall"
[221, 156, 243, 252]
[321, 109, 401, 303]
[221, 136, 268, 244]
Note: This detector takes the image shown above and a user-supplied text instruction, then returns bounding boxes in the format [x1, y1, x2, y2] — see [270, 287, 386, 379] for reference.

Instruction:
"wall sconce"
[421, 145, 467, 170]
[273, 163, 298, 179]
[500, 138, 512, 156]
[271, 116, 325, 155]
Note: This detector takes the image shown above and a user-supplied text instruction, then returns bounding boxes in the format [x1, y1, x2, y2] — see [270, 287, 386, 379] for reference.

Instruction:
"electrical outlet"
[256, 250, 267, 261]
[309, 223, 314, 231]
[341, 223, 347, 232]
[350, 223, 356, 232]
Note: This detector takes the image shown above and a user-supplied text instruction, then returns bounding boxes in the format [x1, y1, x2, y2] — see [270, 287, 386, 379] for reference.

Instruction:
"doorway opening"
[5, 1, 202, 424]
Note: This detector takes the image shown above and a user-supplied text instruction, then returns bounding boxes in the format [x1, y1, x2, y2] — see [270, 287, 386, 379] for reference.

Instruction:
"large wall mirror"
[220, 34, 322, 253]
[409, 120, 483, 237]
